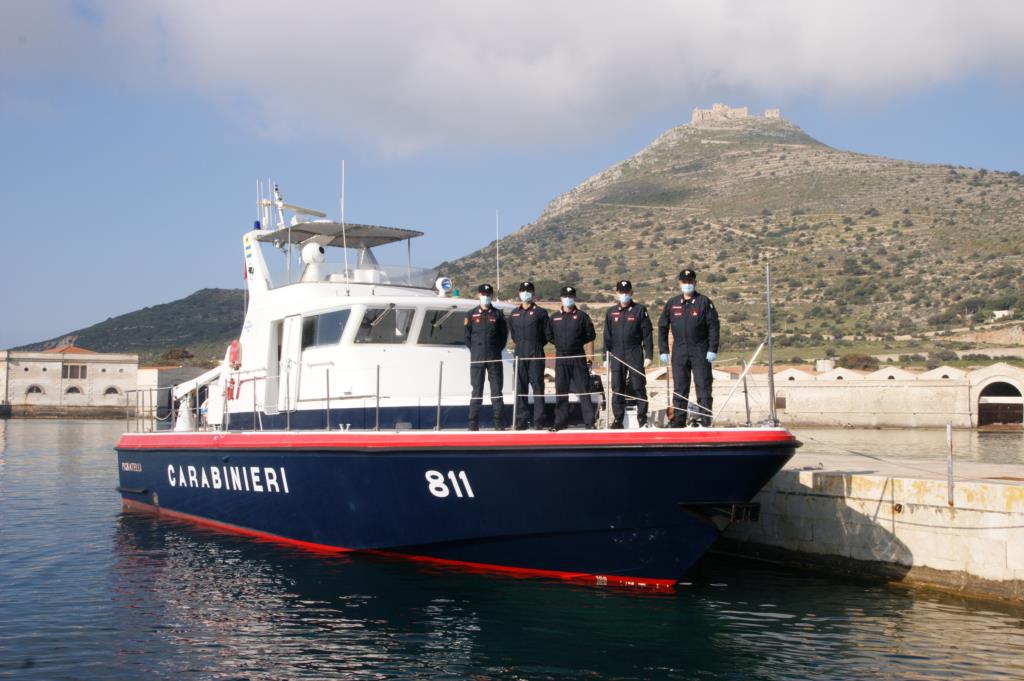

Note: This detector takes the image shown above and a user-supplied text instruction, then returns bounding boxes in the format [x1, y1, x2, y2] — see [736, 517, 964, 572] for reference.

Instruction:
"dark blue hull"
[116, 430, 797, 586]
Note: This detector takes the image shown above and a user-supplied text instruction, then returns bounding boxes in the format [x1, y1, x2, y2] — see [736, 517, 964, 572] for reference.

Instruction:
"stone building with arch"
[643, 361, 1024, 429]
[0, 345, 138, 418]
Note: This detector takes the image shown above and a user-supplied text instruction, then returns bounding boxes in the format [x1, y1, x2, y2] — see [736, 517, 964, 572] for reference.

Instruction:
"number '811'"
[425, 470, 475, 498]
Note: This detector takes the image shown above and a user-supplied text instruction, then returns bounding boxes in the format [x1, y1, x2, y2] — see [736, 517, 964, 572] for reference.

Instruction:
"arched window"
[66, 386, 82, 395]
[788, 376, 795, 381]
[26, 385, 44, 395]
[104, 386, 120, 396]
[941, 374, 950, 379]
[836, 376, 844, 381]
[978, 382, 1023, 428]
[887, 375, 895, 380]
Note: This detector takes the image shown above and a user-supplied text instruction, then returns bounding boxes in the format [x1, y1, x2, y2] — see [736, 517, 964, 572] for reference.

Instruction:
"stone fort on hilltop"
[691, 103, 780, 125]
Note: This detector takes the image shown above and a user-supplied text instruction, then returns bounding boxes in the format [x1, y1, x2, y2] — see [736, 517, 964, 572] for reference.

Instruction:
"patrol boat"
[115, 186, 799, 588]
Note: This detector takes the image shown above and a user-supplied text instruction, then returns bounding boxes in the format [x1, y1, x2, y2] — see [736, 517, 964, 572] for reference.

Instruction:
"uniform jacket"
[603, 301, 653, 358]
[550, 306, 596, 356]
[464, 306, 508, 361]
[508, 303, 552, 357]
[658, 292, 720, 354]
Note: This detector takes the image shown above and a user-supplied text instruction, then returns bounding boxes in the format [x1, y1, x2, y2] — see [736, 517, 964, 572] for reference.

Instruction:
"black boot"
[609, 421, 624, 430]
[467, 422, 479, 432]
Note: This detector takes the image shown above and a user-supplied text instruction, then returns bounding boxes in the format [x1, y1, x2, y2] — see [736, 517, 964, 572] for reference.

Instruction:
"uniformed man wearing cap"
[658, 269, 720, 427]
[464, 284, 509, 431]
[549, 285, 597, 430]
[603, 280, 654, 428]
[508, 281, 553, 430]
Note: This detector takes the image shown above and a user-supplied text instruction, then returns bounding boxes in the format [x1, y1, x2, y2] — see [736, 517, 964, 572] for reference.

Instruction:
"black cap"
[615, 279, 632, 293]
[678, 269, 697, 281]
[518, 281, 535, 292]
[478, 283, 494, 295]
[560, 285, 577, 297]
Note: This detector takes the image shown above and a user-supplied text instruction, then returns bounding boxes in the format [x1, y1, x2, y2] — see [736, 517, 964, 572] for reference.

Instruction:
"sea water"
[1, 419, 1022, 680]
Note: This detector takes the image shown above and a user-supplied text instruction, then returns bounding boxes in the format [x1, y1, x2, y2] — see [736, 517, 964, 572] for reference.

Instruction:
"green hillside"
[16, 112, 1024, 365]
[442, 114, 1024, 354]
[16, 288, 245, 366]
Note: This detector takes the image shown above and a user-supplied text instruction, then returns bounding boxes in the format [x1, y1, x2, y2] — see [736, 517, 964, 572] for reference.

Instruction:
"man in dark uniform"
[603, 280, 654, 428]
[549, 286, 597, 430]
[507, 281, 552, 430]
[658, 269, 720, 427]
[464, 284, 508, 431]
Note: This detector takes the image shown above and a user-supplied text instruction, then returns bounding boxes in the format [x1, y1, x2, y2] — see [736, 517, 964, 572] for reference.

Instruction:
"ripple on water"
[1, 419, 1023, 680]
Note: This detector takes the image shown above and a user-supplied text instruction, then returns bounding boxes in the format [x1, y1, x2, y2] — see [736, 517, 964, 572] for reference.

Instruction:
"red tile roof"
[42, 345, 98, 354]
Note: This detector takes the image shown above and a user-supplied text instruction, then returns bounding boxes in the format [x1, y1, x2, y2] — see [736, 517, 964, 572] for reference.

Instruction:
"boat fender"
[228, 340, 242, 369]
[226, 377, 240, 401]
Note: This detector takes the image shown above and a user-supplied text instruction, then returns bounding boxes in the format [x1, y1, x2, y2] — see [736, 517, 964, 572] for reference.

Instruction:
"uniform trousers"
[553, 356, 595, 428]
[513, 355, 546, 427]
[671, 350, 713, 425]
[609, 348, 648, 423]
[469, 360, 504, 425]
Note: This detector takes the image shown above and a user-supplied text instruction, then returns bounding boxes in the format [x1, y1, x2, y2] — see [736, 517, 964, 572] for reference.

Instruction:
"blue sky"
[2, 1, 1023, 349]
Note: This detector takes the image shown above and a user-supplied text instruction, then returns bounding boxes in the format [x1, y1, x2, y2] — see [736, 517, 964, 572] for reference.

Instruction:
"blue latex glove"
[706, 351, 717, 363]
[659, 353, 669, 364]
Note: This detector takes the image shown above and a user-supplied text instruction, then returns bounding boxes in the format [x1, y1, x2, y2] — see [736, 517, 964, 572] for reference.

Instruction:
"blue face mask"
[479, 296, 492, 307]
[519, 291, 533, 302]
[680, 283, 695, 295]
[561, 297, 575, 308]
[618, 293, 632, 305]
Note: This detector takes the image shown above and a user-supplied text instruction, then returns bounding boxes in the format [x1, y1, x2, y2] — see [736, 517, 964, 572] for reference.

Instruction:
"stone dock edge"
[717, 462, 1024, 602]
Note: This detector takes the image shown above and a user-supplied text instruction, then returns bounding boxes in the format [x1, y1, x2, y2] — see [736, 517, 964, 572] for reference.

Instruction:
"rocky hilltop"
[444, 107, 1024, 349]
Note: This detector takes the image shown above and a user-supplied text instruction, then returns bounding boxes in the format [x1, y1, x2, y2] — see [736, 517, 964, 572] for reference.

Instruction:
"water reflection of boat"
[116, 186, 799, 588]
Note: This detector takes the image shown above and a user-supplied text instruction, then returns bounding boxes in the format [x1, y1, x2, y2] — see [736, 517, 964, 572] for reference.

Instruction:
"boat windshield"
[302, 309, 351, 348]
[354, 307, 415, 344]
[418, 309, 465, 346]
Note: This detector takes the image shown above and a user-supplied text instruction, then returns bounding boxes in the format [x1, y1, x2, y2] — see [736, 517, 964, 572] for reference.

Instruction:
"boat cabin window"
[355, 307, 415, 344]
[418, 308, 465, 346]
[302, 308, 351, 349]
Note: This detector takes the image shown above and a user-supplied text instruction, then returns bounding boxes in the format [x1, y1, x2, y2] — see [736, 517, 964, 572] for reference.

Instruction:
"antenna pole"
[495, 209, 500, 297]
[341, 161, 350, 281]
[766, 261, 778, 425]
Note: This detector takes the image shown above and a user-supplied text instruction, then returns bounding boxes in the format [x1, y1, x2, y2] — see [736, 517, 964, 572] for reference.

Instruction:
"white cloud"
[3, 0, 1022, 154]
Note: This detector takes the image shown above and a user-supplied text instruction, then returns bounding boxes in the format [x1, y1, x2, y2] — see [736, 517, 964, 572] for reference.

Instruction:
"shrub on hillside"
[162, 348, 194, 361]
[838, 353, 879, 371]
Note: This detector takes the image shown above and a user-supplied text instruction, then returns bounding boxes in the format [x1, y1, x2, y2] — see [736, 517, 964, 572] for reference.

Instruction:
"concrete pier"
[719, 451, 1024, 601]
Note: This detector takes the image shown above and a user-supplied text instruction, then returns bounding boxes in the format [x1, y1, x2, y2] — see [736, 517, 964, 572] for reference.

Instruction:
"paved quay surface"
[785, 451, 1024, 484]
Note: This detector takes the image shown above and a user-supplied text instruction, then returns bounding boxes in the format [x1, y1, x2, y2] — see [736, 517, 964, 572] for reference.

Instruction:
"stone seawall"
[8, 405, 128, 419]
[719, 453, 1024, 601]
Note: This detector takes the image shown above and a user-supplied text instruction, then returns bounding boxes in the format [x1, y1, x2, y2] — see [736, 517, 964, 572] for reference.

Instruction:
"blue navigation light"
[254, 220, 262, 230]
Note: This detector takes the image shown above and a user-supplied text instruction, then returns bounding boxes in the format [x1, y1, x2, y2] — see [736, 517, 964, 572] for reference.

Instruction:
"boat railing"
[123, 386, 184, 433]
[123, 347, 769, 434]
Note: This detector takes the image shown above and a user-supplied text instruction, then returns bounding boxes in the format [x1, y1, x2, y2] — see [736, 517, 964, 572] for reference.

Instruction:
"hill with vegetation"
[15, 288, 245, 366]
[16, 112, 1024, 367]
[441, 112, 1024, 359]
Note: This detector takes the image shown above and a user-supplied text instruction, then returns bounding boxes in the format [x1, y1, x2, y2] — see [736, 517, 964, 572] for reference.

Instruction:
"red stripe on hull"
[122, 498, 351, 556]
[120, 499, 677, 590]
[117, 428, 796, 451]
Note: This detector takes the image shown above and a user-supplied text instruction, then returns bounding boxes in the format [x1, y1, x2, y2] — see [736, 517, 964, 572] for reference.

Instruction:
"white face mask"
[618, 293, 632, 305]
[479, 296, 492, 307]
[680, 283, 695, 295]
[519, 291, 533, 302]
[561, 297, 576, 309]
